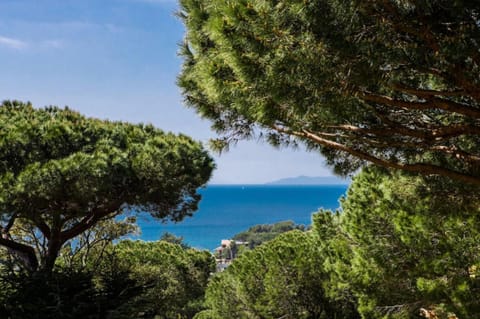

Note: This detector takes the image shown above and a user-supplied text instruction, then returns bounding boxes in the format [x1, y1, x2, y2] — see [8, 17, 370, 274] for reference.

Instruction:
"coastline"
[132, 184, 348, 250]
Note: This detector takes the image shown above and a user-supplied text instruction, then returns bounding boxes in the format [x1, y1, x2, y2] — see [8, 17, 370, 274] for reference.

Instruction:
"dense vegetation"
[215, 220, 306, 260]
[179, 0, 480, 185]
[1, 1, 480, 318]
[198, 230, 360, 319]
[176, 2, 480, 314]
[0, 101, 214, 273]
[316, 168, 480, 318]
[0, 101, 214, 317]
[5, 164, 478, 318]
[232, 220, 306, 249]
[199, 168, 480, 319]
[0, 226, 215, 318]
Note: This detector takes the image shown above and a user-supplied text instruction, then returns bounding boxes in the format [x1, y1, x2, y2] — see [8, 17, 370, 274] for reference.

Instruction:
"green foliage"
[316, 167, 480, 318]
[179, 0, 480, 184]
[201, 231, 360, 319]
[100, 240, 216, 319]
[160, 232, 191, 249]
[57, 217, 139, 271]
[0, 270, 101, 319]
[199, 169, 480, 319]
[0, 239, 215, 319]
[214, 221, 306, 260]
[232, 220, 306, 249]
[0, 100, 214, 272]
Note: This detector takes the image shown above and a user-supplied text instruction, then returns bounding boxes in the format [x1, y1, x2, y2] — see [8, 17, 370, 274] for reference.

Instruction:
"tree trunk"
[41, 235, 63, 273]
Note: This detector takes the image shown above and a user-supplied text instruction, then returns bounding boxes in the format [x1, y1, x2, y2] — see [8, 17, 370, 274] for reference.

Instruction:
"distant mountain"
[267, 175, 350, 185]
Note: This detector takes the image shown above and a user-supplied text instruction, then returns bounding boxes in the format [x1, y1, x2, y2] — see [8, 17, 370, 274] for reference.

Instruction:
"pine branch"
[359, 92, 480, 119]
[0, 237, 39, 271]
[60, 202, 123, 243]
[271, 124, 480, 186]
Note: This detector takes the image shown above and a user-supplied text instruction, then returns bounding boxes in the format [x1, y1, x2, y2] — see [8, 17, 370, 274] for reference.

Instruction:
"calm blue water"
[133, 185, 348, 250]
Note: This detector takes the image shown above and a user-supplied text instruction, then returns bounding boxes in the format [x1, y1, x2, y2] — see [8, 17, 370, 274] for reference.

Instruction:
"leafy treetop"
[179, 0, 480, 185]
[315, 167, 480, 318]
[0, 100, 214, 272]
[232, 220, 306, 249]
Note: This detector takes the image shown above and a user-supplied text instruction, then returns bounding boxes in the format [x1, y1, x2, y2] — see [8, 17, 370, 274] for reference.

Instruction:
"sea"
[133, 185, 348, 251]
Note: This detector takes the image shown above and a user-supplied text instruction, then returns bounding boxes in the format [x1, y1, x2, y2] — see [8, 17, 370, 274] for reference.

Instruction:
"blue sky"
[0, 0, 340, 184]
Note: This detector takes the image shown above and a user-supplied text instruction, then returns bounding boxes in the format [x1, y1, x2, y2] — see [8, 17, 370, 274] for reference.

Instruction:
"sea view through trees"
[135, 185, 348, 250]
[3, 1, 479, 317]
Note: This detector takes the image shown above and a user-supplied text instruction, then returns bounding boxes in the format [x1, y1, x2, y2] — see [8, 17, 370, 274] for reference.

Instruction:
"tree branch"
[376, 0, 442, 54]
[330, 122, 480, 141]
[359, 92, 480, 119]
[272, 125, 480, 186]
[448, 64, 480, 101]
[0, 237, 38, 271]
[328, 124, 430, 140]
[35, 219, 51, 240]
[430, 145, 480, 163]
[391, 83, 466, 98]
[341, 132, 480, 163]
[60, 202, 123, 243]
[2, 214, 17, 235]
